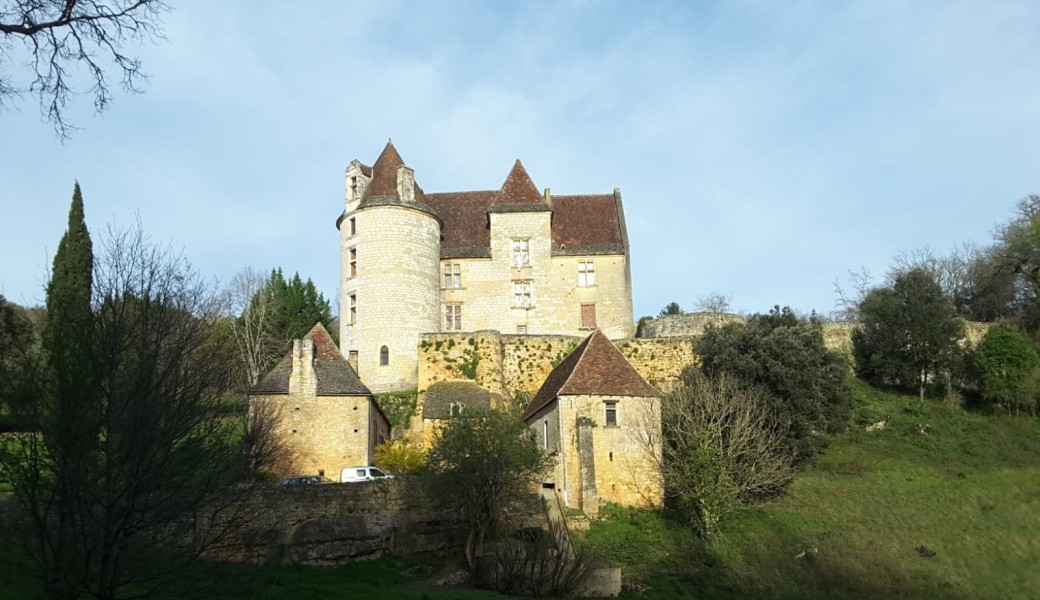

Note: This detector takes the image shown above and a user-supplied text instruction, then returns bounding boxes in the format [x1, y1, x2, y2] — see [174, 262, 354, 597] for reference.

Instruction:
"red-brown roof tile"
[494, 160, 544, 205]
[551, 194, 623, 247]
[521, 330, 660, 421]
[363, 140, 405, 199]
[425, 190, 496, 256]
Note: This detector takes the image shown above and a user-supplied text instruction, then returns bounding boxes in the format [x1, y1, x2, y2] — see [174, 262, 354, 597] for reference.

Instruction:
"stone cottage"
[521, 330, 663, 514]
[249, 323, 390, 481]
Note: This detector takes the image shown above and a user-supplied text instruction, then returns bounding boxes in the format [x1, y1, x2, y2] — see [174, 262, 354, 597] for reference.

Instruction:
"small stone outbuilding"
[522, 330, 662, 514]
[420, 380, 502, 447]
[249, 323, 390, 481]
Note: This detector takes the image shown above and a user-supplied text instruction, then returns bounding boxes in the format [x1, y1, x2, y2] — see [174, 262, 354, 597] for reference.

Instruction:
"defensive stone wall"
[209, 479, 462, 566]
[639, 312, 744, 338]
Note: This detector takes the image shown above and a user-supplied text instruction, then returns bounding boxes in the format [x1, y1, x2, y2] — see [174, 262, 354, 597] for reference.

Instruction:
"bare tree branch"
[0, 0, 168, 139]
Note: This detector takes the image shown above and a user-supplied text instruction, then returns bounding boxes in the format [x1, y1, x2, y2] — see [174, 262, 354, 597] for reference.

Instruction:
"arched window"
[379, 345, 389, 365]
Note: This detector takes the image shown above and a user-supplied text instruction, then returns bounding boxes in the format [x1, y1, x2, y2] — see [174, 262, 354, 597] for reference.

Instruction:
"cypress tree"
[42, 182, 98, 599]
[44, 181, 94, 375]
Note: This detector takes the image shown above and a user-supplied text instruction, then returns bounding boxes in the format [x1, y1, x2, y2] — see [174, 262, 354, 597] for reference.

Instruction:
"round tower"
[337, 141, 441, 393]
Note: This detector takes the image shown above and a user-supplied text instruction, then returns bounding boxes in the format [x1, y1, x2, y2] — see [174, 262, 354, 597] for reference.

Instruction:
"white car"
[340, 466, 394, 483]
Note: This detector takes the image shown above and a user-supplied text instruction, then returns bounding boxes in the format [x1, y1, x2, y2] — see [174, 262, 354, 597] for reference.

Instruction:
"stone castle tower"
[338, 140, 635, 393]
[337, 142, 442, 392]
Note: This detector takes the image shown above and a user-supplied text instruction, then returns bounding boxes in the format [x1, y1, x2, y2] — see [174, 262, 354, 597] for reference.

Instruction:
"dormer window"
[449, 402, 464, 418]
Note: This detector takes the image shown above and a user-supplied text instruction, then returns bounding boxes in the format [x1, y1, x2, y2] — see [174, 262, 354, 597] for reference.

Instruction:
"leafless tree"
[0, 0, 168, 138]
[0, 224, 280, 599]
[831, 266, 874, 322]
[643, 372, 795, 537]
[221, 267, 282, 388]
[693, 292, 732, 315]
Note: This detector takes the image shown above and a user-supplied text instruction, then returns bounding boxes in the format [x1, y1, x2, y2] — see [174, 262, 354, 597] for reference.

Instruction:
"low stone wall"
[210, 478, 462, 566]
[639, 312, 744, 338]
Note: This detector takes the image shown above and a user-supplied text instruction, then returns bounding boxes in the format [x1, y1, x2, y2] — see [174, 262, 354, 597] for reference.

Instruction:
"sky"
[1, 0, 1039, 319]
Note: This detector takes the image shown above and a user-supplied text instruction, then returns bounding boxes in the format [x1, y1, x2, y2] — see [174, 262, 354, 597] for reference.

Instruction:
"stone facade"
[527, 394, 662, 512]
[337, 141, 634, 393]
[249, 324, 390, 481]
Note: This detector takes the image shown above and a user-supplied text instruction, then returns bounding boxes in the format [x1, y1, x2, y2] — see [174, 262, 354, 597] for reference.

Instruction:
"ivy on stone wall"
[375, 389, 418, 428]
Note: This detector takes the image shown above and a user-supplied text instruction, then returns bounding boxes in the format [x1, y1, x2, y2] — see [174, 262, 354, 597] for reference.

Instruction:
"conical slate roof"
[250, 323, 371, 396]
[521, 330, 660, 421]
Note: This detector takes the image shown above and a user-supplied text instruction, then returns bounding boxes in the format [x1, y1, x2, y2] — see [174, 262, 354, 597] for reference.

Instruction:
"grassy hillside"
[585, 380, 1040, 599]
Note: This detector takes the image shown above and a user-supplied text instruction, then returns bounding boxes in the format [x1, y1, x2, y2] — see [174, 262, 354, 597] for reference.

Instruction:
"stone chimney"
[397, 165, 415, 201]
[544, 187, 552, 205]
[289, 338, 318, 396]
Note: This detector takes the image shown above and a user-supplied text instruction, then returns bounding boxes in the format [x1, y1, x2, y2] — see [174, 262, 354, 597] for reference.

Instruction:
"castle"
[337, 141, 635, 393]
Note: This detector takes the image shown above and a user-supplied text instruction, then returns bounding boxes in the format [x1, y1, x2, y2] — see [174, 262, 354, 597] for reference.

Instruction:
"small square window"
[605, 401, 617, 427]
[516, 325, 527, 335]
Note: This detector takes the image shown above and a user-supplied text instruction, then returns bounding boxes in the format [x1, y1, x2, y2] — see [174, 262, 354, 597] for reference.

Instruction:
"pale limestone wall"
[417, 333, 694, 403]
[341, 204, 441, 393]
[555, 395, 662, 510]
[251, 394, 385, 481]
[439, 212, 633, 340]
[640, 312, 745, 338]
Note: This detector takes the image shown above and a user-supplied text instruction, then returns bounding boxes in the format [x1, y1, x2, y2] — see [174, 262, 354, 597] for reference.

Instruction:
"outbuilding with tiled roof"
[248, 323, 390, 481]
[522, 330, 662, 514]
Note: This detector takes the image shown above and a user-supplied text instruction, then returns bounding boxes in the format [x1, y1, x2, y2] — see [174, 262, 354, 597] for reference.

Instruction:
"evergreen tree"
[854, 268, 964, 399]
[40, 182, 100, 599]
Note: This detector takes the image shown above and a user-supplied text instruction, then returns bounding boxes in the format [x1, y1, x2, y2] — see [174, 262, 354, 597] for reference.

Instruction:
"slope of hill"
[586, 380, 1040, 599]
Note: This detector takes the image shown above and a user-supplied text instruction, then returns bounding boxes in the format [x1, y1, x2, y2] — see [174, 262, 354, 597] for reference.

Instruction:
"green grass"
[0, 551, 506, 600]
[584, 379, 1040, 599]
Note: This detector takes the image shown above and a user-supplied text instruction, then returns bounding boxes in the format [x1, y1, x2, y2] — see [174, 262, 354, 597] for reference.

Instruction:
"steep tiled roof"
[362, 141, 406, 199]
[550, 194, 624, 253]
[347, 146, 627, 258]
[424, 190, 496, 258]
[493, 160, 544, 205]
[521, 330, 659, 421]
[423, 381, 499, 419]
[250, 323, 371, 396]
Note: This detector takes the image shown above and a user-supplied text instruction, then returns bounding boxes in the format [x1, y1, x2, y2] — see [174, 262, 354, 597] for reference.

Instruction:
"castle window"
[349, 294, 357, 324]
[349, 217, 356, 236]
[513, 280, 532, 308]
[543, 420, 549, 450]
[512, 239, 530, 267]
[379, 345, 389, 365]
[605, 401, 618, 427]
[516, 325, 527, 335]
[578, 261, 596, 286]
[449, 402, 463, 417]
[443, 263, 461, 288]
[349, 248, 357, 278]
[580, 304, 597, 329]
[445, 304, 462, 331]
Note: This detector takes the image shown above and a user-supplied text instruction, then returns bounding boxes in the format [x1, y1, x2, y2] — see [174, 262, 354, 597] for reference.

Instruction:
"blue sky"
[2, 0, 1038, 319]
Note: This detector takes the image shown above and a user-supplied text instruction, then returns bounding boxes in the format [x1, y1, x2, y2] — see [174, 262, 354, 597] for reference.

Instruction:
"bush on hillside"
[661, 372, 795, 537]
[694, 306, 852, 464]
[976, 324, 1040, 415]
